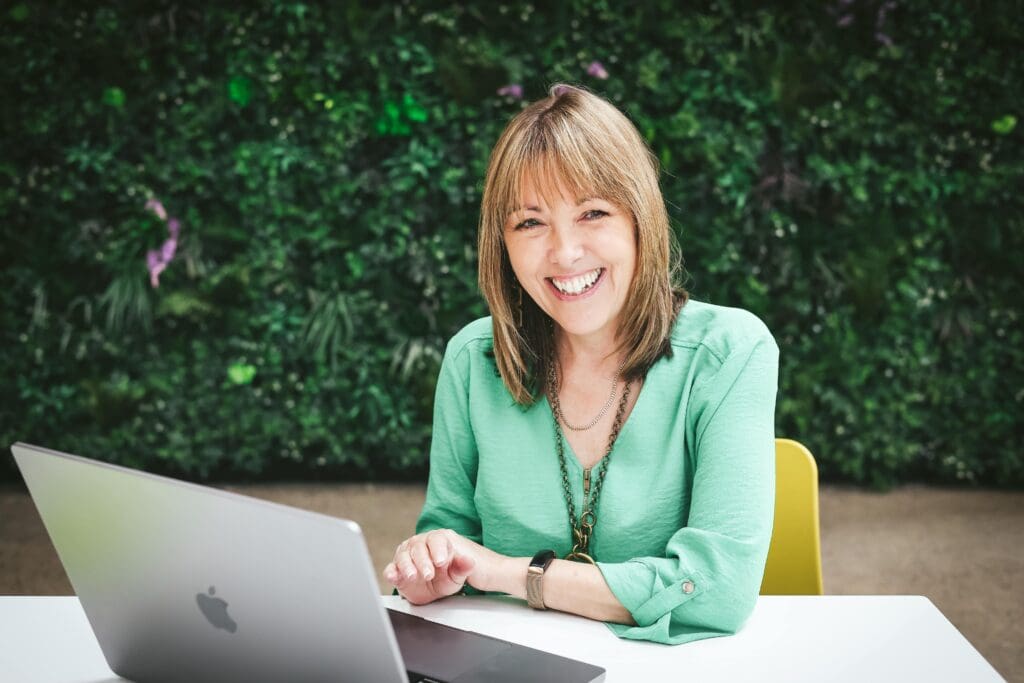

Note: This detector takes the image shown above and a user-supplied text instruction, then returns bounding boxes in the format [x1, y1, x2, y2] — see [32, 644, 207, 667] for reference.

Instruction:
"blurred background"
[1, 1, 1021, 679]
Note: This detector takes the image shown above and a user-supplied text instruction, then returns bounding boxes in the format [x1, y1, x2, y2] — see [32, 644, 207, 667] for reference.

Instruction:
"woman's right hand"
[383, 528, 478, 605]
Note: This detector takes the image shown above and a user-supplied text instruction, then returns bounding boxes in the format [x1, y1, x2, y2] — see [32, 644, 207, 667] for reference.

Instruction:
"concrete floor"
[2, 483, 1021, 681]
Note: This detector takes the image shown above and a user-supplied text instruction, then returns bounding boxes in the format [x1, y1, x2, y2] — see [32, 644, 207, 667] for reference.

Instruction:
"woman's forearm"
[478, 555, 636, 625]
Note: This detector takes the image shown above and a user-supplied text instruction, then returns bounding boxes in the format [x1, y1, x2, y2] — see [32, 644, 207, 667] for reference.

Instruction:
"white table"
[0, 595, 1004, 682]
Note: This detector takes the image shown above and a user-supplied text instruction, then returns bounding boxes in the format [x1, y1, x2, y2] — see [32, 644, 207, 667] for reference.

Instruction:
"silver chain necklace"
[554, 358, 627, 431]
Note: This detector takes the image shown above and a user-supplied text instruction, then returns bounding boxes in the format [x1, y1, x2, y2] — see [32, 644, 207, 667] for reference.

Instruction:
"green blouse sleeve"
[414, 341, 483, 544]
[596, 333, 779, 645]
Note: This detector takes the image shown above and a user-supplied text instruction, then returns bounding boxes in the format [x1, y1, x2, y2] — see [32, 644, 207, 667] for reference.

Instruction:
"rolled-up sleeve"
[596, 333, 779, 644]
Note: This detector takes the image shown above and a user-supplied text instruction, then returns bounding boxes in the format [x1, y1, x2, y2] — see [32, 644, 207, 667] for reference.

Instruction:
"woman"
[384, 84, 779, 645]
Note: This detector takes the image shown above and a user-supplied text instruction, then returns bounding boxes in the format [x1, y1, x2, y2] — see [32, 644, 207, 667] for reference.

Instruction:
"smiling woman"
[384, 84, 780, 646]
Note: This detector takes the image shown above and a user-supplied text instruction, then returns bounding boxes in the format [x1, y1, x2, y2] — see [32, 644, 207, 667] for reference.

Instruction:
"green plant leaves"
[227, 363, 257, 385]
[227, 76, 252, 107]
[375, 93, 428, 136]
[991, 114, 1017, 135]
[1, 4, 1020, 486]
[102, 87, 126, 108]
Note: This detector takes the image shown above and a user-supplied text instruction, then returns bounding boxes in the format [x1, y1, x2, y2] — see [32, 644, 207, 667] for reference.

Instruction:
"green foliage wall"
[2, 2, 1021, 487]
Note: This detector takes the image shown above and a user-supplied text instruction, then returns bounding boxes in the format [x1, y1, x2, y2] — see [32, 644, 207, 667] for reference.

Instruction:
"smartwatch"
[526, 549, 556, 610]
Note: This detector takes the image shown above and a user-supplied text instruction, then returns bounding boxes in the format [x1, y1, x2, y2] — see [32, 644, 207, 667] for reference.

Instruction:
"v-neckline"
[543, 364, 653, 474]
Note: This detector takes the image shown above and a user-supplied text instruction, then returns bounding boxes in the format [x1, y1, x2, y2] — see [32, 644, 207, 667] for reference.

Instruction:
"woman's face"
[503, 174, 637, 344]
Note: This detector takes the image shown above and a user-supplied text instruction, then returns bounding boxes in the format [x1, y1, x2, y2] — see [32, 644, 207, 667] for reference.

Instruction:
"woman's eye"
[583, 209, 608, 221]
[515, 218, 541, 230]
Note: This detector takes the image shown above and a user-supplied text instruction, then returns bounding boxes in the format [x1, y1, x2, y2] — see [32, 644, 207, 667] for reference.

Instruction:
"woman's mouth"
[546, 268, 605, 300]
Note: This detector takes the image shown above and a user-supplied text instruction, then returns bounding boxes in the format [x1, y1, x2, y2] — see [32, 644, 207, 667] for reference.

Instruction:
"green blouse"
[415, 299, 779, 645]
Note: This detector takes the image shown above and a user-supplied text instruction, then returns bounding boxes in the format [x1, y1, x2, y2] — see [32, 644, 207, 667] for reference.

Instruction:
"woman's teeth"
[551, 268, 602, 295]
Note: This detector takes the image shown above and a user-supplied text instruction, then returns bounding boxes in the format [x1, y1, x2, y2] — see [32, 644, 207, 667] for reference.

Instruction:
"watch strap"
[526, 550, 556, 610]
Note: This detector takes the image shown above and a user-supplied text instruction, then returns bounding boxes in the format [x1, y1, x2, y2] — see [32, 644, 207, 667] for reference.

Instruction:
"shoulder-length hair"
[478, 83, 686, 406]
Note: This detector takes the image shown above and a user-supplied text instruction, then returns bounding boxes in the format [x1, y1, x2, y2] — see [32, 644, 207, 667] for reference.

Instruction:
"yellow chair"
[760, 438, 824, 595]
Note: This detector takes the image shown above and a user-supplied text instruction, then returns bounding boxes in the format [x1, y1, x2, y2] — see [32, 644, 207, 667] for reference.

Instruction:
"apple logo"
[196, 586, 237, 634]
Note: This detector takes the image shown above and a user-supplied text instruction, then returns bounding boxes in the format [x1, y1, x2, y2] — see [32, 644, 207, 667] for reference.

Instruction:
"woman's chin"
[550, 314, 616, 341]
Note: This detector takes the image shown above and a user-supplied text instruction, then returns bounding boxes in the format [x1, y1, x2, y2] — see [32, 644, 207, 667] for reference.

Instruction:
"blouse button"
[682, 581, 695, 594]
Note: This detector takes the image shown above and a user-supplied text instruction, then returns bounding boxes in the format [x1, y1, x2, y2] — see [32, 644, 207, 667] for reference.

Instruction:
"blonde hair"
[478, 83, 686, 405]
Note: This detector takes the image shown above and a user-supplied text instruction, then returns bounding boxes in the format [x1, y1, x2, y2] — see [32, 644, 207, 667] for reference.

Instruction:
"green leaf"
[157, 291, 216, 318]
[9, 4, 29, 21]
[102, 87, 126, 108]
[345, 252, 365, 279]
[991, 115, 1017, 135]
[227, 363, 257, 385]
[228, 76, 252, 107]
[403, 93, 428, 122]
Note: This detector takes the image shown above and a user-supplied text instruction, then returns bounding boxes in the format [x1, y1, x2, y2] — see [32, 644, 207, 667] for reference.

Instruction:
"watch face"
[530, 550, 556, 568]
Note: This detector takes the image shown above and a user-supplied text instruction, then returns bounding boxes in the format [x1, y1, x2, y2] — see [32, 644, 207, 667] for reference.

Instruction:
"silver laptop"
[12, 442, 605, 683]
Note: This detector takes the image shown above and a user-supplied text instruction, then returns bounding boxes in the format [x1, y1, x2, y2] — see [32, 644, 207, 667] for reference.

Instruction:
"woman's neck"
[554, 326, 624, 378]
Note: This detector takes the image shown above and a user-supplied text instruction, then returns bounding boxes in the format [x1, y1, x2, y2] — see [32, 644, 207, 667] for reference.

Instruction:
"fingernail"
[435, 554, 446, 564]
[405, 569, 416, 580]
[424, 569, 434, 580]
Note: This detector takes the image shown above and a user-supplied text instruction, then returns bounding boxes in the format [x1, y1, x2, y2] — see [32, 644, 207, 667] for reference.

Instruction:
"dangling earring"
[515, 281, 524, 328]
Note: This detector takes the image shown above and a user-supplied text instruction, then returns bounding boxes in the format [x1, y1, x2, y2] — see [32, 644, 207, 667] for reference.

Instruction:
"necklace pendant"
[564, 551, 596, 564]
[572, 525, 590, 549]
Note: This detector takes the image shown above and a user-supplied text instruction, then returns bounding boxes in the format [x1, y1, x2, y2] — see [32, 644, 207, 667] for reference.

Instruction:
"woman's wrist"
[476, 554, 530, 597]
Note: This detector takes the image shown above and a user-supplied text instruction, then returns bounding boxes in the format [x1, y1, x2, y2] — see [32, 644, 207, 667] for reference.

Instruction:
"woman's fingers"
[385, 530, 472, 599]
[384, 561, 409, 585]
[392, 535, 442, 583]
[426, 530, 453, 566]
[394, 543, 418, 582]
[410, 540, 436, 581]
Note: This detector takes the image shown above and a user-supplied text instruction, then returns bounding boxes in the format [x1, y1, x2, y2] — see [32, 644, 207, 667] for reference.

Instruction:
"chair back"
[760, 438, 824, 595]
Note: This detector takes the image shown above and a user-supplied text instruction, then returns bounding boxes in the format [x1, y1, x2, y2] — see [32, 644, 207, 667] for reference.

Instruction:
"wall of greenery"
[2, 2, 1021, 487]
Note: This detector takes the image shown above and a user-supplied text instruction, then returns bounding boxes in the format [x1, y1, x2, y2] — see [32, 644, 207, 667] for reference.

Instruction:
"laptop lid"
[11, 442, 409, 683]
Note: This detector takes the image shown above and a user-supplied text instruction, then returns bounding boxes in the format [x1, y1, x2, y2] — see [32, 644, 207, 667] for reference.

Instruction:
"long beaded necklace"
[547, 359, 632, 564]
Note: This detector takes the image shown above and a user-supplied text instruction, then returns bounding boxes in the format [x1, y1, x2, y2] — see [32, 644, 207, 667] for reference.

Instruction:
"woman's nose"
[548, 225, 584, 268]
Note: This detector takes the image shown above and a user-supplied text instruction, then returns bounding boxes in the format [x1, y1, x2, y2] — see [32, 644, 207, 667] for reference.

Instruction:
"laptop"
[11, 442, 606, 683]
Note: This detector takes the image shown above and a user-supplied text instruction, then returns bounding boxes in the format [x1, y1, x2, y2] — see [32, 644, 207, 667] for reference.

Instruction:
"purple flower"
[144, 198, 167, 221]
[552, 84, 574, 97]
[837, 13, 854, 27]
[142, 202, 183, 288]
[497, 84, 523, 99]
[875, 0, 896, 43]
[160, 237, 177, 262]
[586, 61, 609, 80]
[877, 0, 896, 24]
[147, 249, 168, 288]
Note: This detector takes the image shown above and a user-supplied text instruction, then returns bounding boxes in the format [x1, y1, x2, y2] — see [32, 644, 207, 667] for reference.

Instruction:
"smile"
[547, 268, 604, 299]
